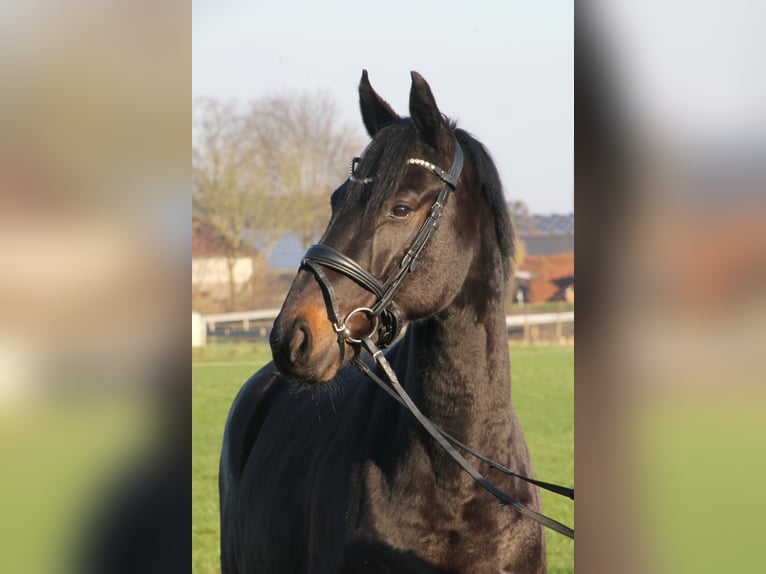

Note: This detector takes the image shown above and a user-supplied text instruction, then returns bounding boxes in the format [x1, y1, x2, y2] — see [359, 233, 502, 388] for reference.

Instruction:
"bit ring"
[342, 307, 379, 344]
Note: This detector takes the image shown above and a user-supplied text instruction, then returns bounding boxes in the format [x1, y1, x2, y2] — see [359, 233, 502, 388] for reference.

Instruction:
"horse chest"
[352, 456, 516, 571]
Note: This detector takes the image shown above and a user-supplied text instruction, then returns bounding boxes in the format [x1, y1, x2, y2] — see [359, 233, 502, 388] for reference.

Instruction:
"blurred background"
[576, 1, 766, 572]
[0, 0, 764, 573]
[0, 1, 188, 573]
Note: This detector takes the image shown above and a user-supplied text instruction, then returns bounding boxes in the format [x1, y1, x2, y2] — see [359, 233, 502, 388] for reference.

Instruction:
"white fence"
[505, 311, 574, 327]
[192, 311, 206, 347]
[193, 309, 573, 346]
[202, 309, 283, 332]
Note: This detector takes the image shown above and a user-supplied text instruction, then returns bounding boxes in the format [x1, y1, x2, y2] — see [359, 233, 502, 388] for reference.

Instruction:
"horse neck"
[405, 254, 513, 452]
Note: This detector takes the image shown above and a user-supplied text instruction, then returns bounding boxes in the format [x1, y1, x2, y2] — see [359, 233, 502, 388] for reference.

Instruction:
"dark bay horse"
[220, 71, 546, 573]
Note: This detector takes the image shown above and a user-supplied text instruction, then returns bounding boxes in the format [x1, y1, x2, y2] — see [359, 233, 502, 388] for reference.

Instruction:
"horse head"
[269, 71, 483, 383]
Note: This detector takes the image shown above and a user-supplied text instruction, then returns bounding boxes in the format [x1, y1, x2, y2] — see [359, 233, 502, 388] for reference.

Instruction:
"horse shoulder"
[219, 361, 282, 487]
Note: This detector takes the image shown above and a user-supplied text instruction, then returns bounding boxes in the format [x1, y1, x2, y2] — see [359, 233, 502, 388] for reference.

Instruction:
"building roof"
[517, 213, 574, 236]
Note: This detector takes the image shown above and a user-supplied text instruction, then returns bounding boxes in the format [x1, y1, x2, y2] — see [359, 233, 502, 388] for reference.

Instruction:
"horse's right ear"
[359, 70, 399, 137]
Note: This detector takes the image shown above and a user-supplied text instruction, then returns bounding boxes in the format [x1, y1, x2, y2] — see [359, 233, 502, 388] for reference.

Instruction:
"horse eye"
[391, 205, 412, 218]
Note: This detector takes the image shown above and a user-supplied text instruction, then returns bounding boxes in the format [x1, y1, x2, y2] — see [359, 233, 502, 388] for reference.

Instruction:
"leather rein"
[299, 137, 574, 539]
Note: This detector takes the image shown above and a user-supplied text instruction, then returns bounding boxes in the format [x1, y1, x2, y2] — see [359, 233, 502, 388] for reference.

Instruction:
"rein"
[354, 336, 575, 540]
[300, 137, 574, 540]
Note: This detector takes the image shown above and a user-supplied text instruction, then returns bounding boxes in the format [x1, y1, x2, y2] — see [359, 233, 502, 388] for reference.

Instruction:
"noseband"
[301, 136, 464, 349]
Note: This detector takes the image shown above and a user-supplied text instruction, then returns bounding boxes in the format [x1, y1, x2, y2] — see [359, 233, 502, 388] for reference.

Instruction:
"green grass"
[635, 397, 766, 573]
[510, 345, 574, 573]
[192, 343, 573, 573]
[0, 396, 156, 574]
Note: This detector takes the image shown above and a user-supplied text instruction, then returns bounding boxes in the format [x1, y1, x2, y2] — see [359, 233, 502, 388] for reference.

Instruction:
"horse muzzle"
[270, 303, 342, 384]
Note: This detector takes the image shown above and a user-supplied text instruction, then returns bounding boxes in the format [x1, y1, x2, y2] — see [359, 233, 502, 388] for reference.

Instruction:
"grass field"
[192, 343, 573, 573]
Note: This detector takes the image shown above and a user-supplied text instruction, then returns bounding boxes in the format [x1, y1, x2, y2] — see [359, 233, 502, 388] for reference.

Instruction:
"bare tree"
[505, 200, 529, 306]
[192, 98, 291, 309]
[508, 200, 531, 231]
[193, 93, 364, 310]
[247, 92, 364, 250]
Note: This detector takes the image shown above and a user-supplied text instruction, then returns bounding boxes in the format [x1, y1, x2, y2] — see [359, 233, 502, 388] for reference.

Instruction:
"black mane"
[455, 127, 515, 280]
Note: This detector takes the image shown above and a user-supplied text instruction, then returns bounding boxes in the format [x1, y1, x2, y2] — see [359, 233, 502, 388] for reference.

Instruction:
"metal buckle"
[341, 307, 379, 344]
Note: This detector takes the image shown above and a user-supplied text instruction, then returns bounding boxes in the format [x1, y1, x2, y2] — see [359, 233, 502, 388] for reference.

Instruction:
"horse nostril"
[289, 320, 313, 364]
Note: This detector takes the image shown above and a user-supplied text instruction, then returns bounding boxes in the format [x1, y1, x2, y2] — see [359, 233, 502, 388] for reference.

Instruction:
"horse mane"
[342, 117, 515, 281]
[454, 127, 515, 281]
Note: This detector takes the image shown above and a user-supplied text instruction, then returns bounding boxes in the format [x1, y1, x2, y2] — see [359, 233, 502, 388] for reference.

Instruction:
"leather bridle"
[297, 135, 575, 539]
[300, 136, 463, 349]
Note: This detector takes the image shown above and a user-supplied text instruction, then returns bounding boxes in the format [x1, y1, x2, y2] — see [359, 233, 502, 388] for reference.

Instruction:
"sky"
[193, 0, 574, 215]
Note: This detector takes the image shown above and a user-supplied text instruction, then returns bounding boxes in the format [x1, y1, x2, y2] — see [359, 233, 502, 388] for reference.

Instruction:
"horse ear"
[359, 70, 399, 137]
[409, 71, 450, 153]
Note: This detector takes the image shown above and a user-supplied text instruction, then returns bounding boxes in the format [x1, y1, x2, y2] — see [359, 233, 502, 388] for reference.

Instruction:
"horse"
[219, 71, 547, 573]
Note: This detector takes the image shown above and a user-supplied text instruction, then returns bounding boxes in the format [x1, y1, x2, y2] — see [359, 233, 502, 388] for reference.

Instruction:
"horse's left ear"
[359, 70, 399, 137]
[409, 71, 451, 153]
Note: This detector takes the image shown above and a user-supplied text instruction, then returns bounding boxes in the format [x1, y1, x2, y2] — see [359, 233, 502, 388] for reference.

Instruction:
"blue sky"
[193, 0, 573, 214]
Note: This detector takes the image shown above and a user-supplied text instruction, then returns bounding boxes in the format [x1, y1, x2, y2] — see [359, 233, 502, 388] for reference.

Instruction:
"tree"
[192, 93, 365, 310]
[192, 98, 291, 309]
[508, 200, 531, 232]
[506, 200, 529, 306]
[505, 199, 529, 265]
[247, 92, 364, 250]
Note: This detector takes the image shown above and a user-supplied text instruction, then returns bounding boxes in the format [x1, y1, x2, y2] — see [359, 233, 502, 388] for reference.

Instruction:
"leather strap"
[301, 260, 347, 361]
[356, 336, 575, 539]
[354, 351, 573, 500]
[303, 244, 385, 298]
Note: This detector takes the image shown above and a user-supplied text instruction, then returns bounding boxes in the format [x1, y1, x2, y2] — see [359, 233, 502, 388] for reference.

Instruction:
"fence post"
[523, 313, 529, 344]
[192, 312, 207, 348]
